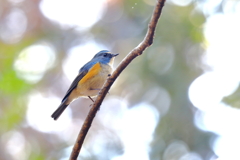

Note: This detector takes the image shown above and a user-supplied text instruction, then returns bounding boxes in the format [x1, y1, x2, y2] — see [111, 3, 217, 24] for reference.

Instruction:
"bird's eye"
[103, 53, 107, 57]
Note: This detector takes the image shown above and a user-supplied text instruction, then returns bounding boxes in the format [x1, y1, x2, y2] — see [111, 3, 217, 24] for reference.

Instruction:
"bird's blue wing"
[61, 61, 97, 103]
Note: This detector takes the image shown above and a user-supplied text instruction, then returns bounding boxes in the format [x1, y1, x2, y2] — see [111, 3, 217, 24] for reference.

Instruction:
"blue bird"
[51, 50, 118, 120]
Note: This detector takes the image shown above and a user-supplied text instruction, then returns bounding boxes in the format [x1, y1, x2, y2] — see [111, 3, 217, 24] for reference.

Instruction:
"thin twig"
[69, 0, 166, 159]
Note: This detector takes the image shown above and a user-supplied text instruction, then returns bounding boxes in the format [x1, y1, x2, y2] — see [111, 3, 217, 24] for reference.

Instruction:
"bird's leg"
[88, 96, 94, 102]
[88, 96, 100, 110]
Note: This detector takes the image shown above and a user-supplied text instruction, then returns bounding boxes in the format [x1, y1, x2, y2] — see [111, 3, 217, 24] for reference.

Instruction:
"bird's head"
[92, 50, 119, 65]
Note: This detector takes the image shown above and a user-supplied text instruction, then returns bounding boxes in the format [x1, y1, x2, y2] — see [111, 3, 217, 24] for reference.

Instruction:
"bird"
[51, 50, 119, 120]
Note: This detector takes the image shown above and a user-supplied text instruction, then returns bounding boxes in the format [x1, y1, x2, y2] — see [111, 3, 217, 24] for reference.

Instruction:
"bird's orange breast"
[79, 62, 101, 84]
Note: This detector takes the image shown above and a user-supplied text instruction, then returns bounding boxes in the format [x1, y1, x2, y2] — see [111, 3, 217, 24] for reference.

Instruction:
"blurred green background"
[1, 0, 240, 160]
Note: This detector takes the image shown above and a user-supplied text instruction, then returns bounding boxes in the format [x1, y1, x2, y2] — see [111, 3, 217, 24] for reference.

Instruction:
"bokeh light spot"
[0, 8, 27, 43]
[113, 103, 159, 160]
[14, 43, 56, 83]
[3, 131, 26, 160]
[27, 92, 72, 133]
[40, 0, 107, 29]
[163, 141, 189, 160]
[142, 86, 171, 115]
[189, 72, 239, 111]
[169, 0, 192, 6]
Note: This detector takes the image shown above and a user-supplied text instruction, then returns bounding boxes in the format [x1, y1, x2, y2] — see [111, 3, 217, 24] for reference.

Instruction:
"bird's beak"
[112, 53, 119, 57]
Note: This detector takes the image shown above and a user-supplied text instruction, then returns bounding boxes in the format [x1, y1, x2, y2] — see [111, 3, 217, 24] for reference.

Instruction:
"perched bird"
[51, 50, 118, 120]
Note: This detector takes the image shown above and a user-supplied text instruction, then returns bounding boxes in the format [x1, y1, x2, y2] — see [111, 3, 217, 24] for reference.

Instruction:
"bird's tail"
[51, 101, 69, 120]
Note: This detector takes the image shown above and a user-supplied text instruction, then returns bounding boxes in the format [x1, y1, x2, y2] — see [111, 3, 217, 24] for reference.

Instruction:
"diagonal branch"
[70, 0, 166, 159]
